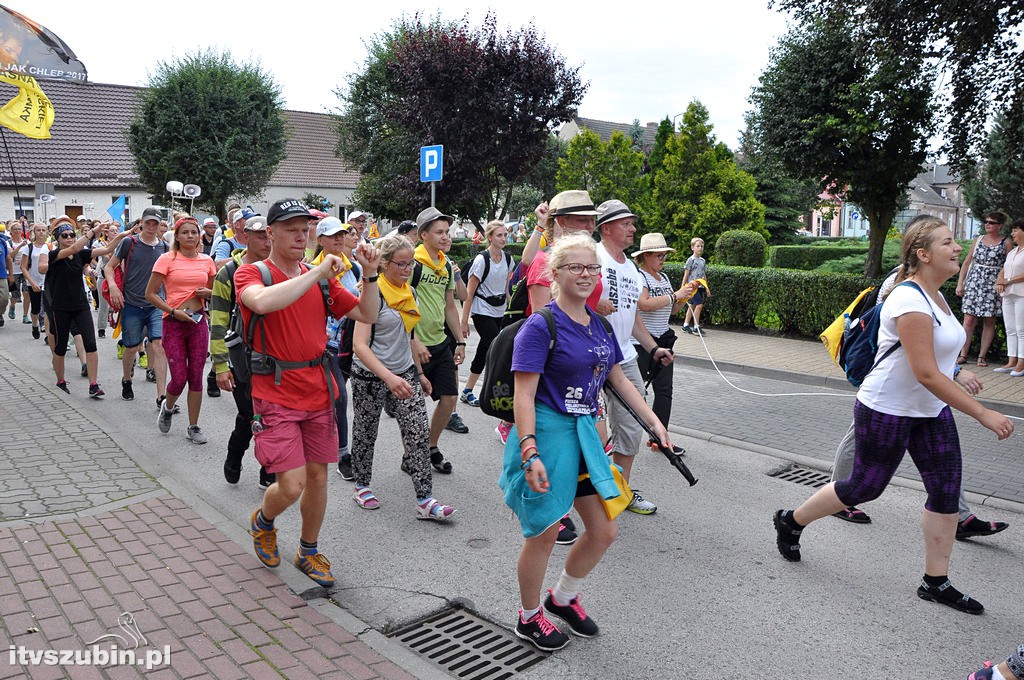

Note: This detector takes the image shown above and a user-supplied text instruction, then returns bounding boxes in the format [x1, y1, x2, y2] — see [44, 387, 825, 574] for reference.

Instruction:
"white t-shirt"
[857, 283, 965, 417]
[467, 250, 511, 317]
[23, 242, 49, 287]
[597, 242, 643, 363]
[1002, 246, 1024, 297]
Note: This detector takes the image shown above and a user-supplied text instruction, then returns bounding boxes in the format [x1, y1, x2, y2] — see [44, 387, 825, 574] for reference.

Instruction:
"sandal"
[957, 354, 967, 365]
[916, 579, 984, 615]
[977, 357, 989, 368]
[956, 514, 1009, 540]
[416, 498, 456, 522]
[831, 506, 872, 524]
[429, 447, 453, 474]
[353, 487, 380, 510]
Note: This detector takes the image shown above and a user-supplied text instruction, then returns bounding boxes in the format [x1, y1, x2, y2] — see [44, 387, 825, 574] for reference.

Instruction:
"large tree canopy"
[335, 13, 585, 225]
[749, 20, 934, 276]
[557, 129, 651, 221]
[772, 0, 1024, 167]
[127, 50, 286, 220]
[963, 97, 1024, 221]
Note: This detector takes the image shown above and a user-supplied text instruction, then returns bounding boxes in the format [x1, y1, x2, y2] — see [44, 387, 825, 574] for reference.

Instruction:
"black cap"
[267, 198, 313, 226]
[396, 220, 417, 235]
[141, 207, 162, 223]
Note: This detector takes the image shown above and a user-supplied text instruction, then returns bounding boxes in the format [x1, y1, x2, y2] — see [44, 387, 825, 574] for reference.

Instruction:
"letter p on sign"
[420, 145, 444, 183]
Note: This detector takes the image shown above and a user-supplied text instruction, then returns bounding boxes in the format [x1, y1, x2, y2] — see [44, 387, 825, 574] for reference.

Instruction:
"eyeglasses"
[557, 263, 602, 275]
[651, 253, 668, 260]
[390, 260, 414, 270]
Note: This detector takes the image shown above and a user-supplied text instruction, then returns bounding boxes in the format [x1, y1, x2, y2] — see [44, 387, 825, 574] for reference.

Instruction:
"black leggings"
[49, 307, 96, 356]
[470, 313, 503, 375]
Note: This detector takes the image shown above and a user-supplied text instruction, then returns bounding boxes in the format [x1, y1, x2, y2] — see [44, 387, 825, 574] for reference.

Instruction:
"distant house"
[558, 117, 660, 153]
[0, 80, 360, 224]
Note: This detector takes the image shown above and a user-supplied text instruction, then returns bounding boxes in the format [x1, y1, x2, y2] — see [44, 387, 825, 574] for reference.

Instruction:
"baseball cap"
[266, 198, 313, 226]
[244, 216, 268, 232]
[396, 220, 417, 235]
[202, 217, 216, 227]
[140, 207, 162, 223]
[315, 217, 350, 237]
[348, 210, 367, 222]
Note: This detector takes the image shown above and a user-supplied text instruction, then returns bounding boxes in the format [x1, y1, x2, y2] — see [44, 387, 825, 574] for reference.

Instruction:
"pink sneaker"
[495, 420, 512, 445]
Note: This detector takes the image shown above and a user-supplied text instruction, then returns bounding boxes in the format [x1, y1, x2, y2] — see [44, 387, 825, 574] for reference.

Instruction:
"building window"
[15, 198, 34, 222]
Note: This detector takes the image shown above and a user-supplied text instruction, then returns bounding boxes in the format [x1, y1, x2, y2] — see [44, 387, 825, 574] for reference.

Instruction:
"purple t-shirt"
[512, 303, 623, 416]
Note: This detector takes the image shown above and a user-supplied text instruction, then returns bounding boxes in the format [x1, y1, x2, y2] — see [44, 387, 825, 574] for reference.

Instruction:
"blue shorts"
[121, 304, 163, 348]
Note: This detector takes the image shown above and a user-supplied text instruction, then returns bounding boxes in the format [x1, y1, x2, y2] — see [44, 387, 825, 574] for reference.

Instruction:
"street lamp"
[672, 112, 685, 130]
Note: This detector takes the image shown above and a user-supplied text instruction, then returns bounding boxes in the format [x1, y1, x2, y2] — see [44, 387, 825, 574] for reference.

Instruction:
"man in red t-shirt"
[238, 198, 381, 588]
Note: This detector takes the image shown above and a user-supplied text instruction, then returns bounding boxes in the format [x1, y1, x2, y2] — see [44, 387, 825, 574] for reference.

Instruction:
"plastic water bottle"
[251, 415, 264, 434]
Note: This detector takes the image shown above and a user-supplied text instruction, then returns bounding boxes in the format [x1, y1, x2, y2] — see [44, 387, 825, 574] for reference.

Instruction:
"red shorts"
[252, 398, 339, 473]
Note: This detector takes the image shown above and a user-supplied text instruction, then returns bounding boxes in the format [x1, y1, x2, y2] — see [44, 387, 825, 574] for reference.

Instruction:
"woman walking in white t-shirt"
[773, 215, 1014, 615]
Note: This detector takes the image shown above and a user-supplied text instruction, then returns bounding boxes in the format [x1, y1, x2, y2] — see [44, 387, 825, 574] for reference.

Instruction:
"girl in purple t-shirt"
[500, 234, 674, 652]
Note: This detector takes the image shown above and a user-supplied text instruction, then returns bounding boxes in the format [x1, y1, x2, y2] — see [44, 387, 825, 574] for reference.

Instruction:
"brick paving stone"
[330, 651, 379, 680]
[178, 633, 222, 661]
[370, 660, 418, 680]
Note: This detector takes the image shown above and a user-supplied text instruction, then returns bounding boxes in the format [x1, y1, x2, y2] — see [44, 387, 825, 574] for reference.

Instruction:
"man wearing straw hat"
[594, 200, 674, 515]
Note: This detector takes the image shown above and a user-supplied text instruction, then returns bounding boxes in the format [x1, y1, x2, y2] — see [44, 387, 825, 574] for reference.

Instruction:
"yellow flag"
[0, 71, 53, 139]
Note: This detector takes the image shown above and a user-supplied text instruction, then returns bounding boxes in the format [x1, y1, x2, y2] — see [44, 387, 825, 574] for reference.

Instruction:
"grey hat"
[244, 215, 268, 232]
[416, 206, 455, 232]
[596, 199, 637, 229]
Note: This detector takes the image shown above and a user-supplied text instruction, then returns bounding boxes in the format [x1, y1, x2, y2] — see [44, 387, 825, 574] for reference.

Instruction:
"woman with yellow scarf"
[349, 234, 456, 521]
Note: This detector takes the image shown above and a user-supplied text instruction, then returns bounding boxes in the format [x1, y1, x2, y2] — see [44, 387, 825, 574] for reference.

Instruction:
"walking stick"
[604, 383, 697, 486]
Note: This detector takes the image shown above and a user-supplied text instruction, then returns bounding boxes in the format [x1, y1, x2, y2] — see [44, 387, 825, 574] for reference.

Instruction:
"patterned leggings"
[834, 401, 962, 514]
[350, 365, 432, 498]
[163, 316, 210, 396]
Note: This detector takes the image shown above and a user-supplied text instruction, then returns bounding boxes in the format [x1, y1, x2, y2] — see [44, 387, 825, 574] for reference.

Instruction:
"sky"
[23, 0, 794, 149]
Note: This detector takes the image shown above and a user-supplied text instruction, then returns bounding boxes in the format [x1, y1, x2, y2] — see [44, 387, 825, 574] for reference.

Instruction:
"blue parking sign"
[420, 145, 444, 182]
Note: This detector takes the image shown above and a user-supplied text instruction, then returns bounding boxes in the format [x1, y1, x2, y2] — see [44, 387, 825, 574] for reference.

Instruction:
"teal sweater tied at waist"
[499, 403, 622, 538]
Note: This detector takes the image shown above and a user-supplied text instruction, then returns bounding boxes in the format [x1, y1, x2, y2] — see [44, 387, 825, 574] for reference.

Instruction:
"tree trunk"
[863, 208, 893, 278]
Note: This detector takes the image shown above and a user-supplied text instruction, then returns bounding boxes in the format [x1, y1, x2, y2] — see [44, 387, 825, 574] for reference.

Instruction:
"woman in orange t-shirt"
[146, 216, 217, 444]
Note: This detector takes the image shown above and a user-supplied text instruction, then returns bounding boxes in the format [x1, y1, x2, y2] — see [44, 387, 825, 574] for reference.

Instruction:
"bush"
[770, 245, 868, 269]
[447, 240, 525, 263]
[714, 230, 768, 267]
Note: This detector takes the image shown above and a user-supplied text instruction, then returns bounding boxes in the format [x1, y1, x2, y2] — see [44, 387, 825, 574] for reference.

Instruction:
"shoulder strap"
[536, 307, 558, 357]
[411, 261, 422, 288]
[479, 253, 490, 285]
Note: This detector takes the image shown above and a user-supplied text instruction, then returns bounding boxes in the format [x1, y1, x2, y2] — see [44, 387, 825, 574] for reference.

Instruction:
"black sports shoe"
[773, 510, 802, 562]
[80, 363, 88, 377]
[207, 376, 221, 398]
[55, 381, 70, 394]
[88, 384, 105, 399]
[97, 329, 105, 338]
[337, 454, 354, 481]
[224, 454, 242, 484]
[515, 610, 570, 652]
[445, 412, 469, 434]
[121, 379, 134, 401]
[32, 326, 39, 339]
[556, 516, 578, 545]
[258, 467, 276, 490]
[145, 368, 156, 383]
[543, 589, 599, 637]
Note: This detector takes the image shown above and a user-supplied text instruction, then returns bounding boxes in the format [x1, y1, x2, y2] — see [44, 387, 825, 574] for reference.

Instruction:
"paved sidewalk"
[0, 354, 424, 680]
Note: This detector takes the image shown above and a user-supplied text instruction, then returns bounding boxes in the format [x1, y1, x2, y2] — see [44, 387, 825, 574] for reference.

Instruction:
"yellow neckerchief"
[413, 243, 447, 277]
[311, 249, 353, 278]
[378, 274, 421, 332]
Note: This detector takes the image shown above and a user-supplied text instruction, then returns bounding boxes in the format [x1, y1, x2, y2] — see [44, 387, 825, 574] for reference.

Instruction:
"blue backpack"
[840, 281, 938, 387]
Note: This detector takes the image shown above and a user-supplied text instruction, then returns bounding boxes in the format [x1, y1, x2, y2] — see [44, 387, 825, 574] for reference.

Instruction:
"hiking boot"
[121, 379, 134, 401]
[337, 454, 354, 481]
[55, 380, 70, 394]
[460, 388, 480, 406]
[157, 399, 174, 433]
[626, 490, 657, 515]
[186, 425, 207, 444]
[543, 589, 599, 637]
[295, 551, 335, 588]
[223, 455, 242, 484]
[515, 610, 570, 652]
[258, 468, 276, 490]
[955, 514, 1009, 540]
[249, 509, 279, 567]
[773, 509, 802, 562]
[446, 411, 469, 433]
[88, 384, 105, 399]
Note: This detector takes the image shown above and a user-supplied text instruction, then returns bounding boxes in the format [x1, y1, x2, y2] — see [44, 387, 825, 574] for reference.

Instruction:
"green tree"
[749, 19, 934, 275]
[963, 99, 1024, 220]
[628, 119, 644, 151]
[335, 13, 585, 226]
[127, 50, 286, 221]
[772, 0, 1024, 167]
[647, 117, 674, 176]
[737, 113, 819, 244]
[652, 101, 766, 259]
[557, 130, 651, 225]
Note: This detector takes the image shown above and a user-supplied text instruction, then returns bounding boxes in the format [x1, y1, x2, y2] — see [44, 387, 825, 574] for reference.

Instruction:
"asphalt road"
[2, 323, 1021, 678]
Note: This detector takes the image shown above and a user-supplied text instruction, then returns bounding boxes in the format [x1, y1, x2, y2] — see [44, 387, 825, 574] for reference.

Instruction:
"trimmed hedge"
[770, 245, 868, 269]
[715, 230, 768, 267]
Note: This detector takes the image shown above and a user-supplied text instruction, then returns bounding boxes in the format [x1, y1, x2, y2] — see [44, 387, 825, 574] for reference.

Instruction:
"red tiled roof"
[0, 80, 358, 191]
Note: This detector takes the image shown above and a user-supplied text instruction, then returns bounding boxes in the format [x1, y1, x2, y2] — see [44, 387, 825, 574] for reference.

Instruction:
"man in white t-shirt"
[595, 199, 674, 515]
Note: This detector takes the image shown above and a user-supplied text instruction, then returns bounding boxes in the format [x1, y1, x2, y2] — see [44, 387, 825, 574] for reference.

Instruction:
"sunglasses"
[984, 219, 1002, 225]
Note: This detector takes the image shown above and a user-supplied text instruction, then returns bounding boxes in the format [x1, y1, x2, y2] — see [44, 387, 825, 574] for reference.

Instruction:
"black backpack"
[335, 291, 385, 378]
[480, 307, 611, 422]
[410, 258, 453, 289]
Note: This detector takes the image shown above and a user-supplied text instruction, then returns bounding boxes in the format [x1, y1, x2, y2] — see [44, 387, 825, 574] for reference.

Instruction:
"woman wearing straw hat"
[634, 233, 695, 432]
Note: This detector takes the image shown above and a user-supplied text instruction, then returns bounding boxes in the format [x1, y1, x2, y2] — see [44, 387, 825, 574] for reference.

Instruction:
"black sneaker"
[773, 510, 802, 562]
[145, 368, 156, 383]
[80, 363, 88, 378]
[515, 610, 570, 652]
[224, 456, 242, 484]
[337, 454, 354, 481]
[446, 411, 469, 433]
[258, 467, 276, 490]
[32, 326, 39, 339]
[543, 589, 599, 637]
[97, 329, 105, 339]
[121, 379, 134, 401]
[55, 381, 70, 394]
[207, 377, 221, 398]
[556, 522, 578, 545]
[88, 384, 105, 399]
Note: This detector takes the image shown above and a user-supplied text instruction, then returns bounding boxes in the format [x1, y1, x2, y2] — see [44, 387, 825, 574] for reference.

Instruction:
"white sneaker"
[627, 490, 657, 515]
[186, 425, 207, 445]
[157, 400, 173, 433]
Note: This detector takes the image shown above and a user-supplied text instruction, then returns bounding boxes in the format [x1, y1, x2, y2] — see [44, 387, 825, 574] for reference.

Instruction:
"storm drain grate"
[389, 605, 547, 678]
[768, 463, 831, 488]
